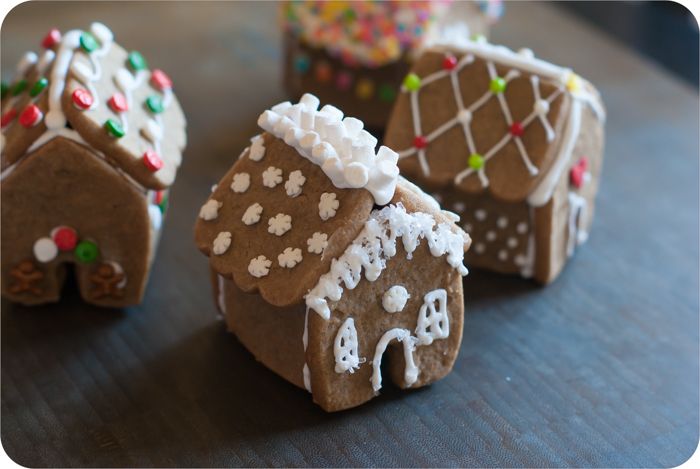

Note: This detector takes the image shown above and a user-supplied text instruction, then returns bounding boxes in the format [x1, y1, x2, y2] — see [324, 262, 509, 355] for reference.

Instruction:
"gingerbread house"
[194, 94, 470, 411]
[384, 39, 605, 284]
[1, 23, 187, 307]
[282, 0, 503, 129]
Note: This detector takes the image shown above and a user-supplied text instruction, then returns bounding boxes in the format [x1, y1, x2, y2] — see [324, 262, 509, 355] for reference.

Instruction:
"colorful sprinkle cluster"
[32, 226, 100, 264]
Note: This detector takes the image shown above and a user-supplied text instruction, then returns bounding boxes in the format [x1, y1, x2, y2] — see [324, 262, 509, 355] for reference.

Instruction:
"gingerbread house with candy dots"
[1, 23, 187, 307]
[282, 0, 502, 129]
[384, 38, 605, 284]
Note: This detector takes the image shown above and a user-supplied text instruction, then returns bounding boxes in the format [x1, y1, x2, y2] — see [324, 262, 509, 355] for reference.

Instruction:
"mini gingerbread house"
[282, 0, 502, 129]
[194, 94, 470, 411]
[1, 23, 187, 307]
[384, 39, 605, 284]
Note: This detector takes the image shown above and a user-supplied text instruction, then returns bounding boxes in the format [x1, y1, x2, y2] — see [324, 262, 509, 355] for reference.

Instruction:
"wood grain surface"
[1, 2, 698, 467]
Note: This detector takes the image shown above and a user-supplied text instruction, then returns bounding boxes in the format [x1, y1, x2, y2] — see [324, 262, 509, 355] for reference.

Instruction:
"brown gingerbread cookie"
[196, 95, 471, 411]
[384, 38, 605, 283]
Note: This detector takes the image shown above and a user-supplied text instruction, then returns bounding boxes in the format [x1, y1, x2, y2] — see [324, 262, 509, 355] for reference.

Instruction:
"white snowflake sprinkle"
[268, 213, 292, 236]
[212, 232, 232, 255]
[516, 222, 528, 234]
[497, 216, 508, 229]
[262, 166, 283, 188]
[249, 135, 266, 161]
[507, 237, 518, 248]
[242, 203, 263, 225]
[319, 192, 339, 220]
[474, 243, 485, 254]
[284, 170, 306, 197]
[278, 247, 303, 268]
[248, 255, 271, 278]
[199, 199, 222, 220]
[475, 209, 487, 221]
[230, 173, 251, 193]
[307, 232, 328, 254]
[498, 249, 508, 261]
[486, 231, 497, 242]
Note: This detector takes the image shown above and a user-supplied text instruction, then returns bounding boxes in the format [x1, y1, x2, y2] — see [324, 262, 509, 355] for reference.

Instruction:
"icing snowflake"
[268, 213, 292, 236]
[242, 203, 263, 225]
[249, 135, 266, 161]
[284, 170, 306, 197]
[318, 192, 339, 220]
[262, 166, 283, 188]
[248, 255, 271, 278]
[383, 285, 410, 313]
[212, 231, 232, 255]
[230, 173, 251, 193]
[278, 247, 302, 268]
[307, 232, 328, 254]
[199, 199, 222, 220]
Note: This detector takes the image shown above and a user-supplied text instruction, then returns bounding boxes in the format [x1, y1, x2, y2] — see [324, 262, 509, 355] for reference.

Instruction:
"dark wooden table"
[2, 2, 698, 467]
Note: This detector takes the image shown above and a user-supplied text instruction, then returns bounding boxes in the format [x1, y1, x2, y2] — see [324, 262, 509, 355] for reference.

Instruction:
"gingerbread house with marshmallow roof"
[1, 23, 187, 307]
[194, 94, 470, 411]
[384, 38, 605, 284]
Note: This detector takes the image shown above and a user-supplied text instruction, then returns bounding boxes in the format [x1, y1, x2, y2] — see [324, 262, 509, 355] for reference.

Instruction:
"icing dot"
[413, 135, 428, 149]
[212, 232, 232, 255]
[452, 202, 466, 213]
[315, 61, 332, 83]
[468, 153, 484, 170]
[507, 237, 518, 248]
[516, 222, 528, 234]
[518, 48, 534, 58]
[242, 203, 263, 225]
[52, 226, 77, 251]
[474, 243, 485, 254]
[356, 78, 374, 100]
[294, 54, 310, 73]
[74, 240, 99, 263]
[534, 99, 550, 115]
[231, 173, 251, 193]
[498, 250, 508, 261]
[149, 204, 162, 230]
[382, 286, 410, 313]
[457, 109, 472, 124]
[486, 231, 497, 241]
[475, 209, 487, 221]
[248, 255, 271, 278]
[497, 216, 508, 229]
[33, 237, 58, 263]
[336, 71, 353, 90]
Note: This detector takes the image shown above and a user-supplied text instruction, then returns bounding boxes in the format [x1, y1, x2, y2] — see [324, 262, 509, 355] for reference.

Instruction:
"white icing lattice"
[382, 286, 410, 313]
[212, 232, 232, 255]
[230, 173, 251, 193]
[285, 170, 306, 197]
[268, 213, 292, 236]
[199, 199, 222, 220]
[242, 203, 263, 225]
[262, 167, 283, 188]
[278, 247, 302, 268]
[415, 289, 449, 345]
[318, 192, 339, 220]
[307, 232, 328, 254]
[248, 255, 271, 278]
[334, 317, 362, 374]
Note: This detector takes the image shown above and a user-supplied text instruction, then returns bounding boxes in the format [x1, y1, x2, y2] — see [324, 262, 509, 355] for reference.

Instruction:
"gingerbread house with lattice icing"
[384, 38, 605, 284]
[194, 94, 470, 411]
[1, 23, 186, 307]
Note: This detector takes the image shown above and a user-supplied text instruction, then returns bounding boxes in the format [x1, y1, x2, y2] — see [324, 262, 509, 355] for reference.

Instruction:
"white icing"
[498, 249, 508, 261]
[248, 255, 271, 278]
[567, 191, 587, 256]
[307, 232, 328, 254]
[302, 308, 312, 392]
[475, 209, 487, 221]
[516, 222, 528, 234]
[507, 237, 518, 248]
[249, 135, 266, 161]
[257, 94, 399, 205]
[497, 216, 508, 228]
[212, 232, 232, 255]
[230, 172, 251, 193]
[242, 203, 263, 225]
[415, 289, 449, 345]
[371, 328, 418, 392]
[334, 317, 362, 373]
[33, 237, 58, 263]
[382, 286, 410, 313]
[262, 166, 283, 188]
[17, 52, 38, 74]
[318, 192, 339, 220]
[474, 243, 485, 254]
[36, 50, 55, 74]
[305, 203, 468, 319]
[452, 201, 466, 213]
[284, 170, 306, 197]
[217, 274, 227, 314]
[199, 199, 222, 220]
[486, 231, 496, 241]
[278, 247, 302, 268]
[267, 213, 292, 236]
[516, 206, 536, 278]
[148, 204, 162, 231]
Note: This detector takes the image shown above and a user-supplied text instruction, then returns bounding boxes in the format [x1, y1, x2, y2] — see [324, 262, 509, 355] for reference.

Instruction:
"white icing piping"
[305, 202, 468, 320]
[257, 93, 399, 205]
[567, 191, 587, 256]
[514, 206, 535, 278]
[113, 69, 148, 135]
[302, 307, 312, 392]
[333, 317, 363, 373]
[371, 328, 418, 392]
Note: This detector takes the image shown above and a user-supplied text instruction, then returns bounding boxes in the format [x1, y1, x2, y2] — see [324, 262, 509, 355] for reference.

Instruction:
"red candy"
[19, 104, 43, 128]
[142, 150, 163, 172]
[52, 226, 78, 251]
[108, 93, 128, 113]
[150, 69, 172, 91]
[72, 88, 93, 110]
[154, 190, 165, 205]
[510, 122, 525, 137]
[413, 135, 428, 149]
[41, 28, 61, 49]
[570, 157, 589, 188]
[1, 108, 17, 128]
[442, 55, 458, 70]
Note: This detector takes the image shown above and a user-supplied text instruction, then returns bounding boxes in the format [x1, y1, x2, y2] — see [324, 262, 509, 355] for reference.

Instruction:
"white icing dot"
[507, 237, 518, 248]
[199, 199, 222, 221]
[262, 167, 283, 188]
[319, 192, 339, 220]
[307, 232, 328, 254]
[463, 223, 472, 233]
[516, 222, 528, 234]
[278, 247, 303, 268]
[457, 109, 472, 124]
[383, 286, 410, 313]
[452, 201, 466, 213]
[148, 204, 162, 231]
[498, 250, 508, 261]
[497, 216, 508, 229]
[284, 170, 306, 197]
[514, 255, 526, 266]
[248, 255, 271, 277]
[475, 209, 487, 221]
[534, 99, 550, 115]
[242, 203, 263, 225]
[518, 48, 535, 58]
[486, 231, 497, 242]
[474, 243, 485, 254]
[33, 237, 58, 263]
[268, 213, 292, 236]
[211, 184, 218, 192]
[249, 135, 266, 161]
[212, 232, 232, 255]
[230, 173, 251, 193]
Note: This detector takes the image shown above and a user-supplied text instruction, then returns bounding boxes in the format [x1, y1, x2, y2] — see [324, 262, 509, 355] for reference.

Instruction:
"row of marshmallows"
[257, 93, 399, 205]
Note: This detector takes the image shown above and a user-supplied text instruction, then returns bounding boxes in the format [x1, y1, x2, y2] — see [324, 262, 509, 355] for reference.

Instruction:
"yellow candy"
[566, 73, 581, 93]
[356, 78, 374, 100]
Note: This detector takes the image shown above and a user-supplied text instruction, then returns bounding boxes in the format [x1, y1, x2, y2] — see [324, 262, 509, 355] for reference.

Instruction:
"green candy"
[12, 79, 27, 96]
[489, 77, 506, 94]
[30, 77, 48, 97]
[128, 51, 148, 71]
[75, 240, 99, 263]
[403, 73, 421, 92]
[158, 194, 169, 214]
[378, 84, 396, 102]
[468, 153, 484, 170]
[1, 82, 8, 99]
[80, 32, 99, 53]
[146, 95, 164, 114]
[104, 118, 125, 138]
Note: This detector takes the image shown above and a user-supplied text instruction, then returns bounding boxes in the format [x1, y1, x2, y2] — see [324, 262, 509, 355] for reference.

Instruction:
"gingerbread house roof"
[384, 38, 605, 205]
[195, 94, 469, 308]
[1, 23, 186, 191]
